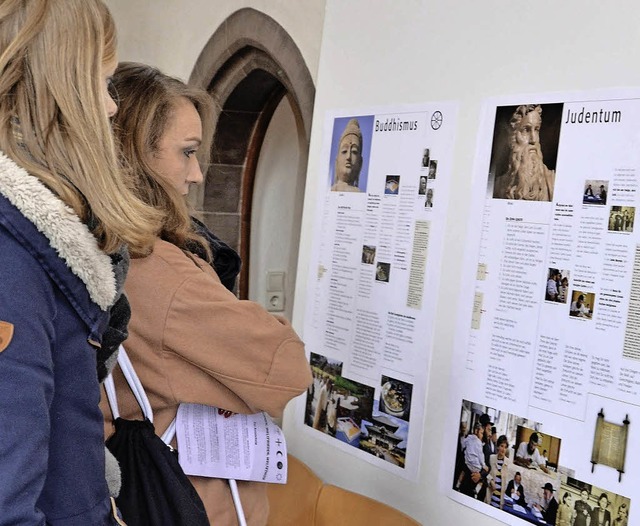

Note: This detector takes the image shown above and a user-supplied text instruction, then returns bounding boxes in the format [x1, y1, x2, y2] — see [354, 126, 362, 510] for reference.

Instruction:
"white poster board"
[296, 102, 458, 480]
[441, 89, 640, 525]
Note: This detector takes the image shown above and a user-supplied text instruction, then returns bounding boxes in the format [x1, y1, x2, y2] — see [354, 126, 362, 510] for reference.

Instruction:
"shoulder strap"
[104, 345, 154, 424]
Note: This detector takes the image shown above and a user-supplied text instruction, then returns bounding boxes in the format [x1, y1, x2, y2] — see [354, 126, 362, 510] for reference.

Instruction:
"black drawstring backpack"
[104, 347, 209, 526]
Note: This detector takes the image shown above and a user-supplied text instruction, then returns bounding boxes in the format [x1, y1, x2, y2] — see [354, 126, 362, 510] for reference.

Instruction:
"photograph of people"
[533, 483, 558, 525]
[583, 179, 609, 205]
[329, 116, 373, 193]
[428, 159, 438, 179]
[305, 352, 342, 429]
[100, 63, 312, 525]
[488, 435, 510, 509]
[608, 206, 635, 232]
[505, 471, 527, 508]
[514, 431, 550, 473]
[556, 491, 573, 526]
[461, 422, 490, 499]
[614, 503, 629, 526]
[574, 488, 593, 526]
[545, 268, 570, 303]
[418, 175, 427, 195]
[362, 245, 376, 264]
[490, 103, 562, 201]
[591, 493, 612, 526]
[546, 268, 561, 301]
[557, 276, 569, 303]
[421, 147, 430, 168]
[426, 188, 434, 208]
[570, 291, 594, 318]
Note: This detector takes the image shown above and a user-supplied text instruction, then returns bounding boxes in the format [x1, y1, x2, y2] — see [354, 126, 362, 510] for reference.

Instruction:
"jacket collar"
[0, 152, 116, 310]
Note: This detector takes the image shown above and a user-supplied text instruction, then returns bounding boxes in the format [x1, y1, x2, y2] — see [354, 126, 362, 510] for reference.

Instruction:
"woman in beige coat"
[100, 62, 312, 525]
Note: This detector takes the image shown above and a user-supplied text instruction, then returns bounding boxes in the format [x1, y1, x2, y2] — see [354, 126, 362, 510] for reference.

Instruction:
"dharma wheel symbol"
[430, 110, 443, 130]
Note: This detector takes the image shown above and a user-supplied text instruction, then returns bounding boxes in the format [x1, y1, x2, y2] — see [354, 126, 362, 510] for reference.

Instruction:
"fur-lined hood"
[0, 152, 116, 310]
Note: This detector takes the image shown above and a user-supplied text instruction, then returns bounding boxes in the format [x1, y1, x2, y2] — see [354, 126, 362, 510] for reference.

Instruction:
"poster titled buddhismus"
[441, 89, 640, 525]
[296, 102, 458, 481]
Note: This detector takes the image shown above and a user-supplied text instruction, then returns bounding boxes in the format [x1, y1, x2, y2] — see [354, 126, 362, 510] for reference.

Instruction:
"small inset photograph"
[305, 352, 343, 431]
[421, 148, 430, 168]
[608, 206, 635, 233]
[428, 159, 438, 179]
[379, 375, 412, 422]
[418, 175, 427, 195]
[359, 400, 409, 468]
[545, 268, 570, 303]
[513, 426, 561, 473]
[331, 376, 375, 447]
[329, 115, 374, 193]
[361, 245, 376, 265]
[375, 262, 390, 282]
[560, 478, 631, 526]
[425, 187, 434, 208]
[384, 175, 400, 195]
[583, 179, 608, 205]
[489, 103, 563, 201]
[569, 290, 595, 319]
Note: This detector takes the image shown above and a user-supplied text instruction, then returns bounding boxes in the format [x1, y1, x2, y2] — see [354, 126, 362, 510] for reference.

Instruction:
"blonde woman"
[101, 62, 312, 526]
[0, 1, 161, 524]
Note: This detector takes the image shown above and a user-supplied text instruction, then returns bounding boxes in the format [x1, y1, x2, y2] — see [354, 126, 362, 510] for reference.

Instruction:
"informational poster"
[441, 90, 640, 525]
[297, 102, 458, 480]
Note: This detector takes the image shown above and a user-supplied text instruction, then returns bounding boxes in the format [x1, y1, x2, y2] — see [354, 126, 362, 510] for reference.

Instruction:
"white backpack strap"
[229, 479, 247, 526]
[160, 417, 177, 445]
[104, 345, 154, 423]
[104, 371, 120, 420]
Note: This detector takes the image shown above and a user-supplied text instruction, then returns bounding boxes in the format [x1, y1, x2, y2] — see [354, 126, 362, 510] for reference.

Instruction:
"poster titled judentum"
[442, 89, 640, 525]
[297, 103, 458, 480]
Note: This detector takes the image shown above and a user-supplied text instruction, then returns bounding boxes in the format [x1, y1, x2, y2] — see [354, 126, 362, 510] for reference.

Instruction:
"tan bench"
[267, 455, 420, 525]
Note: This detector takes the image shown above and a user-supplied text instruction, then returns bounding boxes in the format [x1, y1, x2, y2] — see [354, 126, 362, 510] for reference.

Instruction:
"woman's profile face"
[148, 97, 203, 195]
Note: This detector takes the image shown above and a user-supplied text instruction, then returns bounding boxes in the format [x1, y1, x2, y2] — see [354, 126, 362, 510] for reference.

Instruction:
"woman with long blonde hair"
[0, 1, 160, 524]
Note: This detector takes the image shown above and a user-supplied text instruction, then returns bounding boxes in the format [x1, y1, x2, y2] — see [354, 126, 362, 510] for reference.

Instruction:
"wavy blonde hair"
[111, 62, 214, 261]
[0, 0, 161, 256]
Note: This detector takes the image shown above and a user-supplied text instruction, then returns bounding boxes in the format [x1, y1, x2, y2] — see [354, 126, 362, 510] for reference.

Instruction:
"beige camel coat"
[100, 239, 312, 525]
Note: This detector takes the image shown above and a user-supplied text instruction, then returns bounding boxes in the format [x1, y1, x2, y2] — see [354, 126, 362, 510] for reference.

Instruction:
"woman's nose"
[188, 161, 204, 185]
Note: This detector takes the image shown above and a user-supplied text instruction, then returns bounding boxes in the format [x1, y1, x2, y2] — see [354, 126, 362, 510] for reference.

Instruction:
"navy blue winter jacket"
[0, 153, 123, 525]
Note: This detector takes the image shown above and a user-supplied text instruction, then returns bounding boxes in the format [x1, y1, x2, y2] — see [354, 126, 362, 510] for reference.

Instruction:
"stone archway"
[188, 8, 315, 300]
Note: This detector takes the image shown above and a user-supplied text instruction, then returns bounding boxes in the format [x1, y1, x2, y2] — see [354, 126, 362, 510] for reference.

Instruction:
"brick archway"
[188, 8, 314, 299]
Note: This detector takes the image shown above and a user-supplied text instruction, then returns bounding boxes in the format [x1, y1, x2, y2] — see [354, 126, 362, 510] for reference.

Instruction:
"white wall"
[285, 1, 640, 524]
[105, 0, 326, 83]
[249, 96, 302, 320]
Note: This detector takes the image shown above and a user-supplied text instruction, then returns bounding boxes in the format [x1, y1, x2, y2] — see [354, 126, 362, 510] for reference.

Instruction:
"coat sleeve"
[0, 234, 54, 525]
[161, 270, 312, 418]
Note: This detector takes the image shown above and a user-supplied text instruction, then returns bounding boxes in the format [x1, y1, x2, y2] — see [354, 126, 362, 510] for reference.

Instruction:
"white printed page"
[176, 404, 288, 484]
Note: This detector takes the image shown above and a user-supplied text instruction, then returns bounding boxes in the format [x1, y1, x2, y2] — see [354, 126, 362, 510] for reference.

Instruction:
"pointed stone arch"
[188, 8, 314, 299]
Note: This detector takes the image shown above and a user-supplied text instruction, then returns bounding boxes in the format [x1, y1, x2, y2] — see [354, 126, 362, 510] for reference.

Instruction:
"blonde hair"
[111, 62, 214, 261]
[0, 0, 160, 256]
